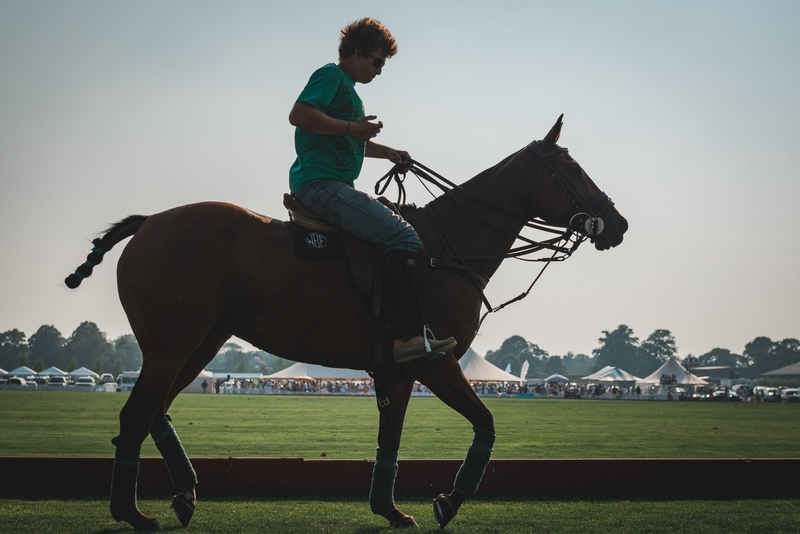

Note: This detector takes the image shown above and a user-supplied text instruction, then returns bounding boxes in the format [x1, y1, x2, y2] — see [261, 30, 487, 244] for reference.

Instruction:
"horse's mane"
[393, 149, 523, 217]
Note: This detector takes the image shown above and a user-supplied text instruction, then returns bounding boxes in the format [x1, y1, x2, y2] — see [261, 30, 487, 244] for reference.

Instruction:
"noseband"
[526, 140, 614, 240]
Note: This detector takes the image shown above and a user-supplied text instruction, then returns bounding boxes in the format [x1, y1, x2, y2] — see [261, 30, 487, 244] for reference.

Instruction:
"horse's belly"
[228, 247, 376, 369]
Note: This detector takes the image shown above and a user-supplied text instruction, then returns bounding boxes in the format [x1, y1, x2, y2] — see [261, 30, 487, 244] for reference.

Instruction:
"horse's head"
[528, 115, 628, 250]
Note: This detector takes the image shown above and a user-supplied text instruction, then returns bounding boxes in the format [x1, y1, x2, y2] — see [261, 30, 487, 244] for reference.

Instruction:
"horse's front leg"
[370, 374, 418, 528]
[412, 355, 495, 529]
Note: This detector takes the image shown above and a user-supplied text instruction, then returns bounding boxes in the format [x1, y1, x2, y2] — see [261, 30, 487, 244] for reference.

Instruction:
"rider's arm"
[366, 141, 410, 165]
[289, 102, 382, 141]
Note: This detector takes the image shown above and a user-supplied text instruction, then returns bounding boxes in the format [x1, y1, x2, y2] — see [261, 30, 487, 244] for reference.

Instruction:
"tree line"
[485, 325, 800, 380]
[3, 322, 798, 380]
[0, 323, 290, 376]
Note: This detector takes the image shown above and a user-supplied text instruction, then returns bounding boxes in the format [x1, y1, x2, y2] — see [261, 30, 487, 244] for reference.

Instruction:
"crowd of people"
[470, 382, 645, 399]
[211, 378, 436, 396]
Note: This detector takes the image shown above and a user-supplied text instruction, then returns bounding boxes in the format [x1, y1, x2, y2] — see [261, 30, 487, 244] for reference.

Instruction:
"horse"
[65, 116, 628, 531]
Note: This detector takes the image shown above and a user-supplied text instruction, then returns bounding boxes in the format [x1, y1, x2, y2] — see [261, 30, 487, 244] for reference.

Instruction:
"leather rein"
[374, 141, 614, 332]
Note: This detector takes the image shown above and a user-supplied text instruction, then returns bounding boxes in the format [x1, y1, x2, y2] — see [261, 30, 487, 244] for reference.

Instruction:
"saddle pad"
[286, 222, 347, 260]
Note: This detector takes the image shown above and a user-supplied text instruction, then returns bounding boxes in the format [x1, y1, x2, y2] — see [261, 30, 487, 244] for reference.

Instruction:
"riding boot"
[384, 249, 419, 344]
[385, 249, 457, 363]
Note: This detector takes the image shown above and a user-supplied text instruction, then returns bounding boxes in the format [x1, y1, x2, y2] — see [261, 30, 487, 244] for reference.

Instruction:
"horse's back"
[117, 202, 373, 368]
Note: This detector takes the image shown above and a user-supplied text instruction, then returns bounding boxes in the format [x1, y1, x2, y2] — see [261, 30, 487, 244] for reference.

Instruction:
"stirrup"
[393, 336, 456, 364]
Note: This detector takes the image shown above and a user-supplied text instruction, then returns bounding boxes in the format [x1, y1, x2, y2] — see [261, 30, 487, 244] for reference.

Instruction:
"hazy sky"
[1, 1, 798, 362]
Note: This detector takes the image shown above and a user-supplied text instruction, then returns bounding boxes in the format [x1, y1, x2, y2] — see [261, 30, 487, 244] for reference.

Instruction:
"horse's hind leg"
[111, 358, 185, 531]
[152, 331, 229, 528]
[370, 374, 418, 528]
[412, 356, 496, 529]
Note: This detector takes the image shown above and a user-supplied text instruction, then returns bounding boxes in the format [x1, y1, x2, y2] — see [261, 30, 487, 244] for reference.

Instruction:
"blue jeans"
[294, 180, 422, 254]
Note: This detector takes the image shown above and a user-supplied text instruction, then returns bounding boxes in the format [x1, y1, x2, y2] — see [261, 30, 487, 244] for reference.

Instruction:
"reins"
[374, 144, 597, 333]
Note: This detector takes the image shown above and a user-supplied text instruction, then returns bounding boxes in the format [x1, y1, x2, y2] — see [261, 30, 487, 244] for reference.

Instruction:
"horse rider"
[288, 17, 456, 364]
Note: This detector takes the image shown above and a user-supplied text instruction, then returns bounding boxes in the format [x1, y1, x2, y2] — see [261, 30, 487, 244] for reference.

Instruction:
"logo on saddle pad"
[305, 233, 327, 249]
[287, 222, 346, 260]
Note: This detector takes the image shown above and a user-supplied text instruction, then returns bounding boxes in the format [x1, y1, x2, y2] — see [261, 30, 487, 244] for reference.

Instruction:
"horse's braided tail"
[64, 215, 149, 289]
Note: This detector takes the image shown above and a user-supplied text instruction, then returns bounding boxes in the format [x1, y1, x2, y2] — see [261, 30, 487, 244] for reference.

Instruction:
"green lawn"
[1, 496, 798, 533]
[1, 391, 797, 459]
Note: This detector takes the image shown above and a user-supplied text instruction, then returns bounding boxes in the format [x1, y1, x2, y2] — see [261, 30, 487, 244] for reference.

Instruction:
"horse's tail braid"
[65, 215, 149, 289]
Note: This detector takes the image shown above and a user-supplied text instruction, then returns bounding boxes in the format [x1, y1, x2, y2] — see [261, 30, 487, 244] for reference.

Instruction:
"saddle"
[283, 194, 434, 376]
[283, 193, 384, 315]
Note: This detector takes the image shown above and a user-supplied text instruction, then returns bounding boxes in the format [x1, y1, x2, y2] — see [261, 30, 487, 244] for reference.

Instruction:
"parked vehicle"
[7, 377, 27, 387]
[731, 384, 752, 397]
[117, 372, 139, 392]
[782, 388, 800, 403]
[75, 376, 96, 389]
[711, 390, 741, 402]
[47, 376, 68, 387]
[99, 373, 115, 384]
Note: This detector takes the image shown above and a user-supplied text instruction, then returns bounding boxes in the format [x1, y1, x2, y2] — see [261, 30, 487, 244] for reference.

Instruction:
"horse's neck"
[418, 150, 536, 279]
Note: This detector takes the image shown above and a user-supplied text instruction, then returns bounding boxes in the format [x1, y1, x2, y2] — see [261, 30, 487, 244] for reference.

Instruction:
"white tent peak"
[265, 362, 370, 381]
[459, 348, 521, 382]
[544, 373, 570, 383]
[638, 357, 707, 385]
[68, 367, 100, 378]
[583, 366, 640, 382]
[39, 366, 67, 376]
[7, 366, 37, 377]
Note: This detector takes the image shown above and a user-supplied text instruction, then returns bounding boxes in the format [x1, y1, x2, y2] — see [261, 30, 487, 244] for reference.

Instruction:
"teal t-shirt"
[289, 63, 366, 195]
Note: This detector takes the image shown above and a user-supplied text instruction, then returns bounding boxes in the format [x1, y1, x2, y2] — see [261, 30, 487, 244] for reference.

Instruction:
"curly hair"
[338, 18, 397, 60]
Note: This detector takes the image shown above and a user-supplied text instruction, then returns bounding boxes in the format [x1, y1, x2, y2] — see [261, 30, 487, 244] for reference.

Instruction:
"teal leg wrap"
[110, 435, 142, 520]
[150, 413, 198, 490]
[453, 427, 495, 495]
[369, 448, 399, 515]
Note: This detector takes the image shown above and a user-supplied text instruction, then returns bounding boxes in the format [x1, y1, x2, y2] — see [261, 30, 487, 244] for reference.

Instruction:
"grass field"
[1, 496, 798, 533]
[2, 391, 798, 533]
[1, 390, 798, 459]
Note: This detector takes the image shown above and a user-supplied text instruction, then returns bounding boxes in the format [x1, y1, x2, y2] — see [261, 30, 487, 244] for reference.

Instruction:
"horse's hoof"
[433, 493, 456, 529]
[171, 493, 196, 527]
[129, 514, 163, 532]
[385, 509, 419, 528]
[112, 508, 163, 531]
[134, 518, 163, 532]
[390, 514, 418, 528]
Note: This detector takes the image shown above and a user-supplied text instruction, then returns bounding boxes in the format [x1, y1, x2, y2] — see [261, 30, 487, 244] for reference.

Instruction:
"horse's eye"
[571, 165, 581, 174]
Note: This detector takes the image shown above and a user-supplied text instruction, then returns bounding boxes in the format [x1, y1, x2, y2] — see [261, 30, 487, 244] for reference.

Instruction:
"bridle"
[527, 140, 615, 239]
[374, 140, 613, 331]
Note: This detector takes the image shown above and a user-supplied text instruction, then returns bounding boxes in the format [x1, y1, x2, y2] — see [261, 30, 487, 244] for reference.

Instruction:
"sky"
[1, 1, 798, 363]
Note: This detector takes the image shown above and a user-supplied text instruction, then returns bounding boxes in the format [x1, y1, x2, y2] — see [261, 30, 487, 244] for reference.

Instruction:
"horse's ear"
[543, 114, 564, 148]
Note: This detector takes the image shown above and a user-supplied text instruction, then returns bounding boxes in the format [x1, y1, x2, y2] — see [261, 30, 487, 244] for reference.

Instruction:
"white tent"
[0, 368, 7, 376]
[181, 369, 215, 394]
[458, 348, 521, 382]
[265, 362, 370, 381]
[583, 366, 640, 382]
[39, 366, 67, 377]
[544, 373, 570, 383]
[68, 367, 100, 379]
[7, 366, 37, 378]
[637, 357, 707, 386]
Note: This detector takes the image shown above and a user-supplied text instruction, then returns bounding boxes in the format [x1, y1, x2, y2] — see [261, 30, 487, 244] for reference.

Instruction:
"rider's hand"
[349, 115, 383, 140]
[390, 150, 413, 173]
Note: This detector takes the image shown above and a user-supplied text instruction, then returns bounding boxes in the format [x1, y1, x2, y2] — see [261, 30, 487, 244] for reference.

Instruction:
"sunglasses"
[367, 53, 386, 69]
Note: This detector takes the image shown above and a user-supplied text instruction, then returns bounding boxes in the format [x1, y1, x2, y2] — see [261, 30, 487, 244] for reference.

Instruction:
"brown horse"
[66, 116, 627, 530]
